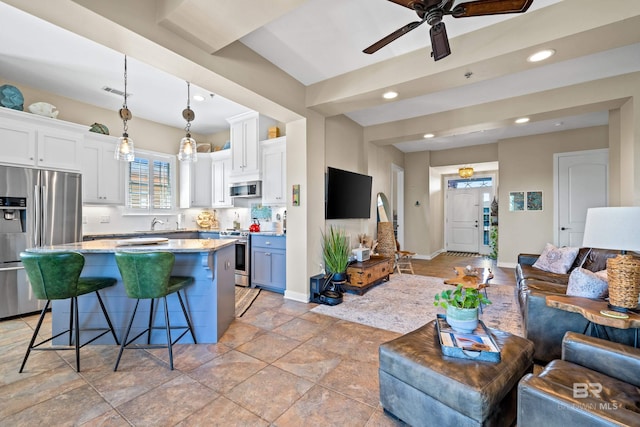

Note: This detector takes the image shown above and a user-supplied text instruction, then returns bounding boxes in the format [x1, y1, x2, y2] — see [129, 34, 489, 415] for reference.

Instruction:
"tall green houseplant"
[322, 225, 351, 280]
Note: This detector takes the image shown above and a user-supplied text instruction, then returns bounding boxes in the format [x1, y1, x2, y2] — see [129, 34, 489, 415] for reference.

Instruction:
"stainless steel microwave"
[230, 181, 262, 198]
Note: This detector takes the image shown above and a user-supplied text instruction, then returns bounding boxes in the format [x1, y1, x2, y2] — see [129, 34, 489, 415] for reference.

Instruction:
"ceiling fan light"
[527, 49, 555, 62]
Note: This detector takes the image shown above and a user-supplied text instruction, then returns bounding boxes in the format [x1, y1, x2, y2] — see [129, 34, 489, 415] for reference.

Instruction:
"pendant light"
[177, 81, 197, 162]
[114, 55, 135, 162]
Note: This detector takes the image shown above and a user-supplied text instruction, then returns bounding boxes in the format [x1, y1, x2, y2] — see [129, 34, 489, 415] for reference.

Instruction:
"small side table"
[545, 295, 640, 347]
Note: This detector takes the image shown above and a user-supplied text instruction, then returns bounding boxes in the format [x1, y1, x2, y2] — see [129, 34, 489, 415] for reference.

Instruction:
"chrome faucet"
[150, 217, 164, 231]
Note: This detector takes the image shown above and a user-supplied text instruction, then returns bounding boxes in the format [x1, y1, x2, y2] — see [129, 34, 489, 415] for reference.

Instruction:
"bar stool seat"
[114, 251, 196, 371]
[19, 251, 119, 373]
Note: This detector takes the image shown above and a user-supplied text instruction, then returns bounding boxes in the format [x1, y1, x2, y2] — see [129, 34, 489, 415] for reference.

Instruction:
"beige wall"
[497, 126, 609, 265]
[6, 78, 208, 153]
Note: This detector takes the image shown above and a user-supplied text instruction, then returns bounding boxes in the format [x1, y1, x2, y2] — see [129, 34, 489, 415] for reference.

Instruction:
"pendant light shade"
[115, 133, 135, 162]
[178, 135, 197, 161]
[115, 55, 134, 161]
[177, 81, 197, 162]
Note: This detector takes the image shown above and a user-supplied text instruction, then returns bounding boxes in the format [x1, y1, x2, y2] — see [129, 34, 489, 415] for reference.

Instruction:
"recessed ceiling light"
[383, 91, 398, 100]
[515, 117, 530, 124]
[423, 133, 435, 139]
[527, 49, 555, 62]
[193, 94, 206, 102]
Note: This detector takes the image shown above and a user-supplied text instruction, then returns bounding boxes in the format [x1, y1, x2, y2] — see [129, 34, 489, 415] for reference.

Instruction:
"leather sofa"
[515, 248, 636, 363]
[518, 332, 640, 426]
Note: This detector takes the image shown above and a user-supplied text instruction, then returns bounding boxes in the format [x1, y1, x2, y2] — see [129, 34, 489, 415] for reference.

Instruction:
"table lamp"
[582, 207, 640, 312]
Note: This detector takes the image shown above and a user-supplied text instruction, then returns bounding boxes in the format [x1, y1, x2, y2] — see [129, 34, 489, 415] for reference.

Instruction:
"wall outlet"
[99, 215, 110, 223]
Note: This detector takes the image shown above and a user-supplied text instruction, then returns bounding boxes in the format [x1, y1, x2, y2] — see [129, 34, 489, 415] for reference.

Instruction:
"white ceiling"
[1, 0, 639, 153]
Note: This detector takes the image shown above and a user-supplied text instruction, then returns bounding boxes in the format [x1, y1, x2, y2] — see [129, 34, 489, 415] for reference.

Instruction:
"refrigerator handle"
[34, 184, 41, 247]
[41, 185, 48, 246]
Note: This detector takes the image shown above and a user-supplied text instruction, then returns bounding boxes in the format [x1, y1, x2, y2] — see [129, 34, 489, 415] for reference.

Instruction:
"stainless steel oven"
[219, 231, 250, 287]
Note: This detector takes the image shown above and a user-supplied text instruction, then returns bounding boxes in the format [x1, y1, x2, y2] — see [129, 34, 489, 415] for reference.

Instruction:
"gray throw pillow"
[566, 267, 609, 299]
[533, 243, 580, 274]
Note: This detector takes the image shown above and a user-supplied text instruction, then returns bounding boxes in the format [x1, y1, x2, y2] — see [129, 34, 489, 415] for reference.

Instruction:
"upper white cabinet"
[179, 153, 213, 208]
[211, 150, 233, 207]
[261, 137, 286, 206]
[82, 133, 124, 205]
[0, 108, 82, 171]
[227, 111, 275, 182]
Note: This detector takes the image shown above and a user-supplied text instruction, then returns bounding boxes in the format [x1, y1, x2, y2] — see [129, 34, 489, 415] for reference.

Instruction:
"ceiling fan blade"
[452, 0, 534, 18]
[430, 21, 451, 61]
[363, 20, 426, 54]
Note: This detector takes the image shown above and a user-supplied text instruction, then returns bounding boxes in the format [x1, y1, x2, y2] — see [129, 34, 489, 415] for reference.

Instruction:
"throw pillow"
[594, 269, 608, 282]
[533, 243, 580, 274]
[566, 267, 609, 299]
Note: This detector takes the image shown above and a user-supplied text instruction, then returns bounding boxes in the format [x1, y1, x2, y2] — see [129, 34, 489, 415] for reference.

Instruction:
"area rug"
[311, 274, 523, 336]
[235, 286, 261, 317]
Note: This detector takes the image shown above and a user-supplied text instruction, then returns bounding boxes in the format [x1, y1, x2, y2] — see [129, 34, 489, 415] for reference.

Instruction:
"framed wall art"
[526, 191, 543, 211]
[509, 191, 525, 211]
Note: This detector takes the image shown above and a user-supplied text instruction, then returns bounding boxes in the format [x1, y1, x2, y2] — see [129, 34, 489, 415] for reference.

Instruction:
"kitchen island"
[26, 238, 236, 344]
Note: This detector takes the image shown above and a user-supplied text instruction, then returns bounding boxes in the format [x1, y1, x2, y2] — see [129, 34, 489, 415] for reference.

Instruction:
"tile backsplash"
[82, 205, 286, 235]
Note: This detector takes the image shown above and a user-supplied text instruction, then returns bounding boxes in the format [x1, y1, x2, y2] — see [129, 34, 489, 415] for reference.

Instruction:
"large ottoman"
[379, 320, 534, 427]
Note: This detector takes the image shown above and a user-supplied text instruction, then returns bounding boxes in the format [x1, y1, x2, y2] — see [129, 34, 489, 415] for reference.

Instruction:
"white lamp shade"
[582, 207, 640, 252]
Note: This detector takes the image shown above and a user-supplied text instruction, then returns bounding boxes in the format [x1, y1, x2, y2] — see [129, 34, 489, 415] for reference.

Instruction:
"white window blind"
[152, 160, 172, 210]
[126, 152, 175, 212]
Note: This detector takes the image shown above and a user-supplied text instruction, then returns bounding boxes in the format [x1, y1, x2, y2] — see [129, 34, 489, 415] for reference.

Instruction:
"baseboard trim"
[498, 261, 517, 269]
[284, 289, 309, 303]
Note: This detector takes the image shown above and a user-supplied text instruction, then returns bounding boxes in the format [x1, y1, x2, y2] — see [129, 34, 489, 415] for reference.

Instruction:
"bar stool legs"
[19, 290, 119, 373]
[113, 290, 196, 371]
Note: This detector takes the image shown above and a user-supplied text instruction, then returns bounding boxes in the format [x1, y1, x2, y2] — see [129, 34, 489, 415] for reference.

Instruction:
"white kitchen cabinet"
[226, 111, 276, 181]
[0, 108, 82, 171]
[261, 136, 286, 206]
[211, 149, 233, 207]
[179, 153, 213, 208]
[82, 134, 124, 204]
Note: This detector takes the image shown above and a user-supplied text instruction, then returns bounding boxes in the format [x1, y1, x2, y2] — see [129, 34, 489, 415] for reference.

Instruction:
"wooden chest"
[345, 256, 393, 295]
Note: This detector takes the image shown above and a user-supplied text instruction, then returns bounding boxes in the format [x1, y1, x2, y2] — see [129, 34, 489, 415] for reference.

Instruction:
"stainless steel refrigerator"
[0, 165, 82, 319]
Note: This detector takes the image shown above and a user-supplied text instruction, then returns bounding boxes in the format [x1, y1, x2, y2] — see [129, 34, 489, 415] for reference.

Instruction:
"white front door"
[556, 149, 608, 247]
[446, 188, 480, 252]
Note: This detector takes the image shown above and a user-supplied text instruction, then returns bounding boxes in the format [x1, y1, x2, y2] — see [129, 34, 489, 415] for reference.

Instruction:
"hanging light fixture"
[114, 55, 134, 162]
[458, 166, 474, 179]
[177, 81, 197, 162]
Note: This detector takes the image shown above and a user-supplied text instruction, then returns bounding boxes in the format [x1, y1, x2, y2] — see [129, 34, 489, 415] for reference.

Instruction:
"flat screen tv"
[325, 167, 373, 219]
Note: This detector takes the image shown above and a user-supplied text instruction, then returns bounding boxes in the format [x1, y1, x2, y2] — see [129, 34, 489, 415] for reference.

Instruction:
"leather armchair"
[518, 332, 640, 426]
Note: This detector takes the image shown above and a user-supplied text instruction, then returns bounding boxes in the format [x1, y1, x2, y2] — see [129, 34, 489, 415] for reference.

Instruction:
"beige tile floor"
[0, 290, 407, 426]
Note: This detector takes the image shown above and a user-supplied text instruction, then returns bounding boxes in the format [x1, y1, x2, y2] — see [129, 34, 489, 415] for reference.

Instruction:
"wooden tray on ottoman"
[344, 256, 393, 295]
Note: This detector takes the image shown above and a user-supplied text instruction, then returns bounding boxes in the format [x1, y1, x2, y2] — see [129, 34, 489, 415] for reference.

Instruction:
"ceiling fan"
[363, 0, 534, 61]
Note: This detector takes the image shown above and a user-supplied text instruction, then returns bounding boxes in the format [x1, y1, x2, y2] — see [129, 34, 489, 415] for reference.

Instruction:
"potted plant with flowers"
[434, 285, 491, 333]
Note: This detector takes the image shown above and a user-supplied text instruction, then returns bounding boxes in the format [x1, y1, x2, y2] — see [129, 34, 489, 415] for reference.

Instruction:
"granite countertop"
[83, 229, 201, 239]
[26, 238, 236, 253]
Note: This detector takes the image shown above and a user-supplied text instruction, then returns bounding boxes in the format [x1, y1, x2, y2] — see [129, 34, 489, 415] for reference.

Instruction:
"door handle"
[561, 227, 571, 230]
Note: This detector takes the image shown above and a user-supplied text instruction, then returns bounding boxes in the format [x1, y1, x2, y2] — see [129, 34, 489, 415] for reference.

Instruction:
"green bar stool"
[114, 251, 196, 371]
[19, 251, 119, 373]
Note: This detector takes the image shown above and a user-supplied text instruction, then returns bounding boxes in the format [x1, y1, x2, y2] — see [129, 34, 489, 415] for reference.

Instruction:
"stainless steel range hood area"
[229, 181, 262, 198]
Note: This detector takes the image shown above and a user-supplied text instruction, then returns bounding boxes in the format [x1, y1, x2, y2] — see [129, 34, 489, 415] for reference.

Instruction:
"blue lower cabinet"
[251, 235, 286, 293]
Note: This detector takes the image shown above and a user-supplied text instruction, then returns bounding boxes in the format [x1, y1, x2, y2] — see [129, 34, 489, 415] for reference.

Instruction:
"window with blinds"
[126, 151, 175, 212]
